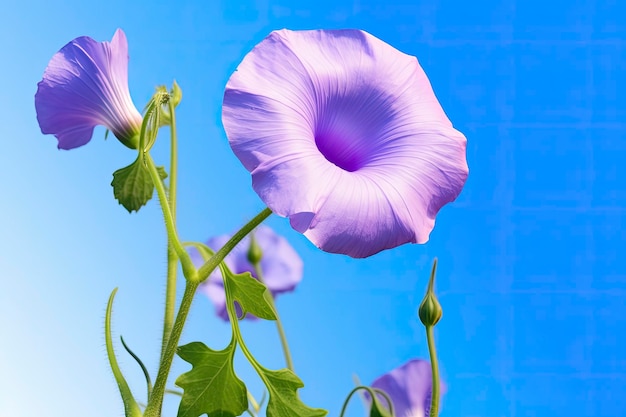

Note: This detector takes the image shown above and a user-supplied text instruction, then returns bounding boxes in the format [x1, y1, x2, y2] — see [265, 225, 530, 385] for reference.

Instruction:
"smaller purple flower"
[191, 225, 303, 321]
[371, 359, 444, 417]
[35, 29, 142, 150]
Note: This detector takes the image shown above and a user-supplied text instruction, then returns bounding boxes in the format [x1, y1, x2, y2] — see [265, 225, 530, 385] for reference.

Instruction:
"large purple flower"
[222, 29, 468, 258]
[35, 29, 142, 150]
[371, 359, 442, 417]
[191, 225, 303, 321]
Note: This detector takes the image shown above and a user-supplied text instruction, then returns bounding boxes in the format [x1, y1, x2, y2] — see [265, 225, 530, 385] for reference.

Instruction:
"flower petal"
[371, 359, 435, 417]
[35, 29, 142, 149]
[223, 29, 468, 258]
[253, 225, 303, 292]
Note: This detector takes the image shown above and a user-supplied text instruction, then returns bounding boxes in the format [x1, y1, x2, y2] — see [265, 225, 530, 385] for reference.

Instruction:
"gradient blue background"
[1, 0, 625, 416]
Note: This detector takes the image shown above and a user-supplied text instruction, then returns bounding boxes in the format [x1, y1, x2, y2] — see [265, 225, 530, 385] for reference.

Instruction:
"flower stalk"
[418, 259, 443, 417]
[252, 260, 295, 372]
[160, 90, 180, 362]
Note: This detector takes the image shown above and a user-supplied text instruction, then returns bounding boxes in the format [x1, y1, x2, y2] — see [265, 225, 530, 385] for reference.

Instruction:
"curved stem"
[196, 208, 272, 283]
[221, 264, 264, 375]
[144, 153, 196, 281]
[338, 386, 388, 417]
[338, 386, 362, 417]
[105, 289, 142, 417]
[253, 263, 294, 372]
[351, 374, 369, 411]
[160, 101, 179, 362]
[426, 325, 440, 417]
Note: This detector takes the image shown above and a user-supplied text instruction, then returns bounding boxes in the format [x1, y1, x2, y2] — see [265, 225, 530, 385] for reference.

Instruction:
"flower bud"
[247, 232, 263, 265]
[418, 259, 442, 327]
[170, 80, 182, 108]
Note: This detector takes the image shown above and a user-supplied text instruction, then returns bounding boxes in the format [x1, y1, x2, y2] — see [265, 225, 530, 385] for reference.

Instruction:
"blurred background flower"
[190, 225, 303, 321]
[371, 359, 444, 417]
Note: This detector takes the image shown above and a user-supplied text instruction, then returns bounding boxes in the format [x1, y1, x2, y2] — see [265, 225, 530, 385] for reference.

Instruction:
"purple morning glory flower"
[222, 29, 469, 258]
[191, 225, 303, 321]
[35, 29, 142, 150]
[371, 359, 442, 417]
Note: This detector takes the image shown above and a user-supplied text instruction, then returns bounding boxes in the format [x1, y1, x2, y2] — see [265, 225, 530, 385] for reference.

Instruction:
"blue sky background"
[1, 0, 625, 416]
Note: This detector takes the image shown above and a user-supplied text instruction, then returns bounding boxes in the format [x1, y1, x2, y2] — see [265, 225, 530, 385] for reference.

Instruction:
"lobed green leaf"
[175, 341, 247, 417]
[222, 266, 277, 321]
[262, 368, 328, 417]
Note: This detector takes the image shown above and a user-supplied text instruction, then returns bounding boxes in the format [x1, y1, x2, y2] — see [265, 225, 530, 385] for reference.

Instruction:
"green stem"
[144, 281, 199, 417]
[338, 386, 362, 417]
[221, 263, 293, 412]
[145, 153, 196, 281]
[221, 265, 263, 373]
[338, 386, 391, 417]
[162, 248, 178, 361]
[144, 210, 272, 417]
[253, 263, 294, 372]
[160, 101, 179, 362]
[196, 208, 272, 283]
[167, 98, 179, 219]
[426, 325, 440, 417]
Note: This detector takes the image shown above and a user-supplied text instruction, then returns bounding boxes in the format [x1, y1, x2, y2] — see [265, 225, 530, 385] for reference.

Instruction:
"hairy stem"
[160, 99, 179, 362]
[145, 154, 196, 281]
[426, 325, 440, 417]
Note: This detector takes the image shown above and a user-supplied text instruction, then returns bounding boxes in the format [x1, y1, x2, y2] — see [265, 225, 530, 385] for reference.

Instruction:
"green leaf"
[262, 368, 328, 417]
[175, 341, 247, 417]
[111, 158, 167, 213]
[222, 266, 277, 321]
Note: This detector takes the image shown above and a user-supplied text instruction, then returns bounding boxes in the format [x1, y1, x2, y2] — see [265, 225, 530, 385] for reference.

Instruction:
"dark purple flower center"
[315, 129, 365, 172]
[314, 88, 396, 172]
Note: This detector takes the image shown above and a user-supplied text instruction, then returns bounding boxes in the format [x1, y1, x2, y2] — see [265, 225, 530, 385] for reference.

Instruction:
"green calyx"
[117, 131, 140, 150]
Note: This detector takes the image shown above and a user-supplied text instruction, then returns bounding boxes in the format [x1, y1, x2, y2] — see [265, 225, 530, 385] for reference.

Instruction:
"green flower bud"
[152, 83, 181, 128]
[170, 80, 182, 108]
[247, 232, 263, 265]
[418, 258, 443, 327]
